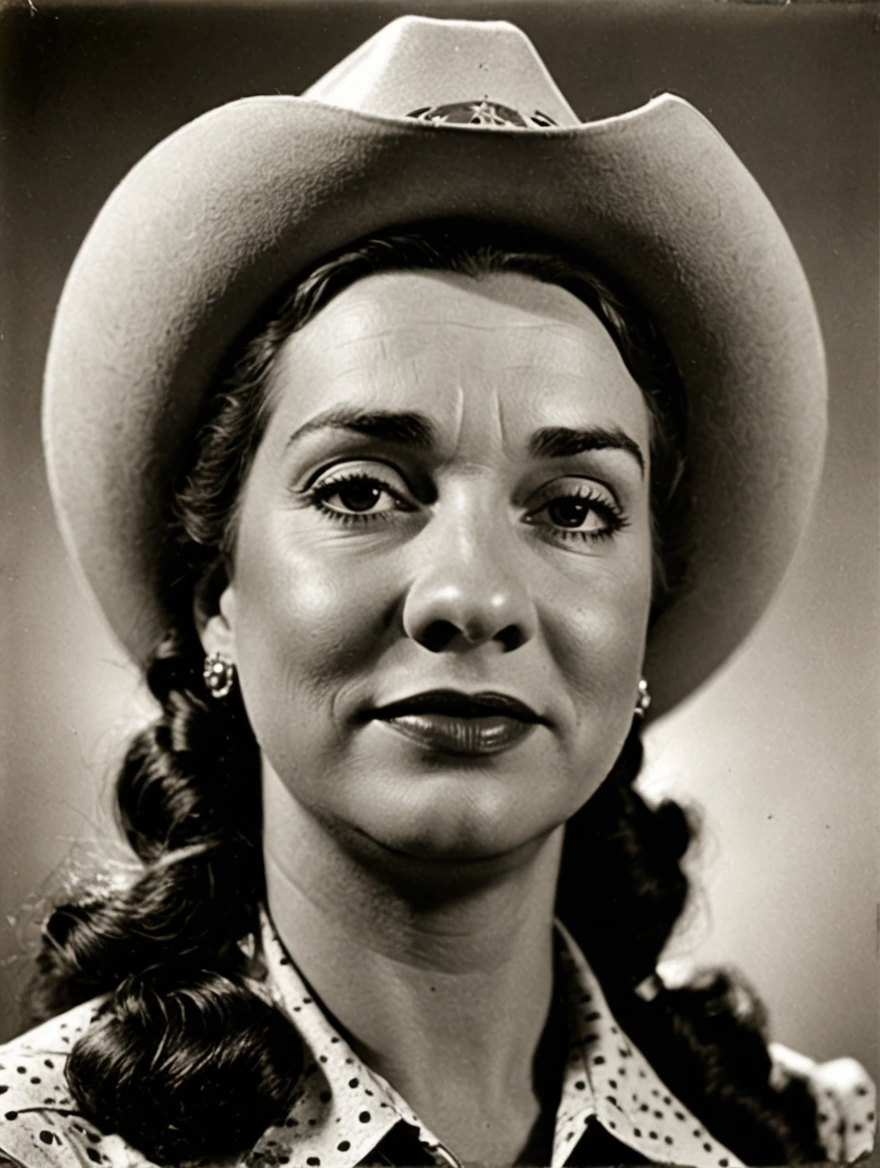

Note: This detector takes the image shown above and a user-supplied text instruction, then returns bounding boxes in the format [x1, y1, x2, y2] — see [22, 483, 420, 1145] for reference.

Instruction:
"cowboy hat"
[42, 15, 826, 719]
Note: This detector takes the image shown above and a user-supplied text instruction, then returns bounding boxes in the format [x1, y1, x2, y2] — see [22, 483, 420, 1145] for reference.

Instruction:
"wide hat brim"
[43, 93, 826, 720]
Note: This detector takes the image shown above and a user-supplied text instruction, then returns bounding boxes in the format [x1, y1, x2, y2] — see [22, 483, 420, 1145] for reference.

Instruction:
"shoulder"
[770, 1041, 876, 1163]
[0, 999, 158, 1168]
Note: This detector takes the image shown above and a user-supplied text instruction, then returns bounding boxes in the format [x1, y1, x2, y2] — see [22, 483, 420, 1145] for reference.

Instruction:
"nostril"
[497, 625, 525, 653]
[414, 618, 526, 653]
[418, 620, 461, 653]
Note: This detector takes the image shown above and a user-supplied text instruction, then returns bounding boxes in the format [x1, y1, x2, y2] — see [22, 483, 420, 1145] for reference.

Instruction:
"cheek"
[542, 553, 652, 733]
[229, 520, 395, 729]
[551, 570, 651, 805]
[551, 533, 652, 653]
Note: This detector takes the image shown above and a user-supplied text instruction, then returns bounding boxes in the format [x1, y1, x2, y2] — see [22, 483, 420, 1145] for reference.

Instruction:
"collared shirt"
[0, 916, 874, 1168]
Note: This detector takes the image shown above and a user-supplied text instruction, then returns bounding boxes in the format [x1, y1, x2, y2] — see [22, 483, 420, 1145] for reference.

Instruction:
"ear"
[193, 563, 237, 660]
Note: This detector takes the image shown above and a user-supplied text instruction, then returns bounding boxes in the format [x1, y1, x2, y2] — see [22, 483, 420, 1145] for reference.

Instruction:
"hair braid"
[560, 726, 824, 1164]
[30, 630, 301, 1164]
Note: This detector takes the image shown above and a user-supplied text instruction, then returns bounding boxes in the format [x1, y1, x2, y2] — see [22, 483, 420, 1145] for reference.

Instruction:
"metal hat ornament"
[42, 16, 826, 719]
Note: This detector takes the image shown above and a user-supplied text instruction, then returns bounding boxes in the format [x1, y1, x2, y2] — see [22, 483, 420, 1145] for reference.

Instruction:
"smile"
[370, 690, 543, 756]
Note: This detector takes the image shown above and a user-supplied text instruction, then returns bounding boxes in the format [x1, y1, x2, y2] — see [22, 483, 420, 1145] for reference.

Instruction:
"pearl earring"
[635, 678, 651, 718]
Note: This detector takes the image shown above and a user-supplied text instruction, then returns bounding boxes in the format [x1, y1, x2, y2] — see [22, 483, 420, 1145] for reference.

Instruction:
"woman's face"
[208, 271, 653, 861]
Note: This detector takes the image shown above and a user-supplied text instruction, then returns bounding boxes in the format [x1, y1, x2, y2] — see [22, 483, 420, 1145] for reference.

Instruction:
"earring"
[203, 651, 236, 699]
[635, 678, 651, 719]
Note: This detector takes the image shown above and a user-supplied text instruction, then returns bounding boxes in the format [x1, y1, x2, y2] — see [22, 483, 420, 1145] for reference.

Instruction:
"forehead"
[267, 270, 649, 442]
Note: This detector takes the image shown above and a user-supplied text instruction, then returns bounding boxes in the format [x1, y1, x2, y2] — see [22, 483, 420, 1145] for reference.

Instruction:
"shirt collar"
[247, 911, 742, 1168]
[552, 920, 742, 1168]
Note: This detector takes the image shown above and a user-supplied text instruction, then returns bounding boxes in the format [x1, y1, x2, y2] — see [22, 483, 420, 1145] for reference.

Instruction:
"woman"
[0, 15, 874, 1168]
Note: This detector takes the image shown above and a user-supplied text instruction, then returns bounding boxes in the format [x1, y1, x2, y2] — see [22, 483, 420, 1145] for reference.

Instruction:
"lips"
[370, 689, 544, 756]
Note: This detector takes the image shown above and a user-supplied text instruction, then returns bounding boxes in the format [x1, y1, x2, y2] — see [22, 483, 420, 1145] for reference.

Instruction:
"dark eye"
[333, 479, 387, 513]
[545, 497, 606, 530]
[524, 479, 628, 544]
[307, 465, 414, 522]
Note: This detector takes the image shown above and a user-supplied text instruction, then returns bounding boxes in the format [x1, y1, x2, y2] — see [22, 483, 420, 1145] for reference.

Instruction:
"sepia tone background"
[0, 0, 877, 1084]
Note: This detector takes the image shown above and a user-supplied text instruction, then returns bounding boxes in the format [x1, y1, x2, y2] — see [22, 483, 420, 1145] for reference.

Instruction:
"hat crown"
[303, 15, 580, 128]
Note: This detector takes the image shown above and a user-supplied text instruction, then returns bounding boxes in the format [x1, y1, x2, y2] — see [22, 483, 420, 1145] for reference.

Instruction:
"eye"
[306, 462, 415, 524]
[525, 479, 628, 543]
[320, 476, 397, 515]
[544, 496, 607, 530]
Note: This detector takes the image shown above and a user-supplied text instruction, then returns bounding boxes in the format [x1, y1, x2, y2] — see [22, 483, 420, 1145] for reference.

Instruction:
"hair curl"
[30, 223, 823, 1165]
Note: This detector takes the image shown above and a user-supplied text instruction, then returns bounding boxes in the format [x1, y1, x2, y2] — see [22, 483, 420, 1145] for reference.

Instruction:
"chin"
[339, 762, 578, 870]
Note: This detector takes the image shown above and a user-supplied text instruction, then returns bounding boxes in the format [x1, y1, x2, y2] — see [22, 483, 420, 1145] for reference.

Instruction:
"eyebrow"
[286, 408, 436, 450]
[528, 426, 645, 476]
[286, 408, 645, 476]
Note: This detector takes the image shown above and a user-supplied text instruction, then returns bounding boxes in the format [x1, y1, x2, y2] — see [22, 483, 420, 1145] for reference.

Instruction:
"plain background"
[0, 0, 877, 1088]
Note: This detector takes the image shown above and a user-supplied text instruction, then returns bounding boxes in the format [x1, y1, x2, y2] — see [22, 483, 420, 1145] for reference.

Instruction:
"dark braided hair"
[559, 733, 824, 1164]
[29, 223, 824, 1165]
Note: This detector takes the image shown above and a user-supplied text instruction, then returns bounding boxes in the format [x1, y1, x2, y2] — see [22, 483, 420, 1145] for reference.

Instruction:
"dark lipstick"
[372, 690, 542, 756]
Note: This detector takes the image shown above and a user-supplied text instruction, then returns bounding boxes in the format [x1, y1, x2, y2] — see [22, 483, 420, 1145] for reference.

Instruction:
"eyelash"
[527, 486, 629, 544]
[307, 471, 413, 526]
[305, 471, 628, 543]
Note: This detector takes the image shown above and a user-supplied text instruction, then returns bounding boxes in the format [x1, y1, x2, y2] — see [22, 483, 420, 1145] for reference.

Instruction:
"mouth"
[369, 690, 544, 756]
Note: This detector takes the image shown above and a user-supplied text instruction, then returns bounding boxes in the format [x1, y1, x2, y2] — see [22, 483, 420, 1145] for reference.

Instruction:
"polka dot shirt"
[0, 915, 874, 1167]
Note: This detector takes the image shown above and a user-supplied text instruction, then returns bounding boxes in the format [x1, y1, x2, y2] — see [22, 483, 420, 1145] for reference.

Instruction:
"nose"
[401, 505, 538, 653]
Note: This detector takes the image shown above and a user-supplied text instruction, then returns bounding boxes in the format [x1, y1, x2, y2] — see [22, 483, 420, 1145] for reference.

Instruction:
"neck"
[262, 765, 566, 1164]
